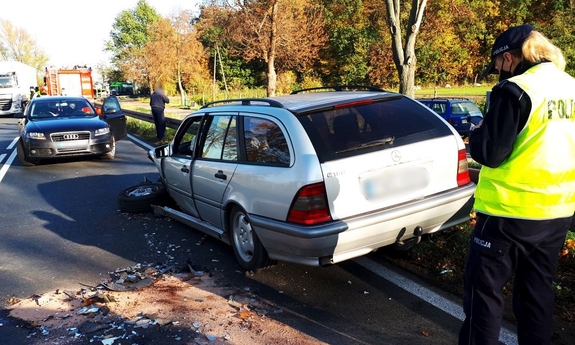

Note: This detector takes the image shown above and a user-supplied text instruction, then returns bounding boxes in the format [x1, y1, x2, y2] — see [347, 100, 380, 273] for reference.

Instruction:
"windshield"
[29, 99, 96, 119]
[0, 75, 16, 88]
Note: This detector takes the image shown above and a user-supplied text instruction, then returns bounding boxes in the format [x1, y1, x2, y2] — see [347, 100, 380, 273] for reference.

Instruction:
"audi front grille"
[51, 132, 91, 142]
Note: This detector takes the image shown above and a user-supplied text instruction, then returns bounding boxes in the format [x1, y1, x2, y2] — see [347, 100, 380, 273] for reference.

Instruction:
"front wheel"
[17, 139, 37, 166]
[117, 182, 167, 213]
[100, 137, 116, 160]
[229, 206, 275, 272]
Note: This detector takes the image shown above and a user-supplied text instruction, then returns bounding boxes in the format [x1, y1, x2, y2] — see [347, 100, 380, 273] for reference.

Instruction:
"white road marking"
[7, 136, 19, 150]
[0, 153, 5, 164]
[355, 257, 518, 345]
[0, 149, 17, 184]
[128, 134, 154, 151]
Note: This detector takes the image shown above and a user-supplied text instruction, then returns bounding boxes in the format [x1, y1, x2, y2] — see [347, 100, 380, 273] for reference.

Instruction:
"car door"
[192, 114, 238, 229]
[162, 115, 203, 218]
[101, 96, 127, 140]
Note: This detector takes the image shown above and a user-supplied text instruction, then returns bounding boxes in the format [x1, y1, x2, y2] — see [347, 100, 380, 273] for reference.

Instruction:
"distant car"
[418, 98, 483, 137]
[128, 86, 475, 271]
[17, 96, 127, 166]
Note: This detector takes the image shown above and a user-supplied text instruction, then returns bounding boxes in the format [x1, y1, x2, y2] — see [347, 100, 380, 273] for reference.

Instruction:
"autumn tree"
[319, 0, 383, 85]
[106, 0, 160, 89]
[145, 11, 209, 101]
[214, 0, 327, 96]
[0, 19, 48, 72]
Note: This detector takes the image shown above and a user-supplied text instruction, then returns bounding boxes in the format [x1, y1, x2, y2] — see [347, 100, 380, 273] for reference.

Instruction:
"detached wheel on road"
[117, 183, 167, 213]
[17, 139, 38, 166]
[229, 206, 275, 272]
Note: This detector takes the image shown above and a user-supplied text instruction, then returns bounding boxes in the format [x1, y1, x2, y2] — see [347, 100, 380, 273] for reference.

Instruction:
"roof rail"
[200, 98, 285, 109]
[291, 85, 386, 94]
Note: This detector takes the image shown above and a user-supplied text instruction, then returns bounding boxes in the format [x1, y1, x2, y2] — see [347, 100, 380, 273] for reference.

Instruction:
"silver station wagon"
[144, 86, 475, 271]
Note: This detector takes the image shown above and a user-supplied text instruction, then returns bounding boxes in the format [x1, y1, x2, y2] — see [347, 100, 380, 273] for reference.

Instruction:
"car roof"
[203, 91, 403, 114]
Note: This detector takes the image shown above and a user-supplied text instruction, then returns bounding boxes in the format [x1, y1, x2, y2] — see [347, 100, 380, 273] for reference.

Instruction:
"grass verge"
[126, 117, 175, 145]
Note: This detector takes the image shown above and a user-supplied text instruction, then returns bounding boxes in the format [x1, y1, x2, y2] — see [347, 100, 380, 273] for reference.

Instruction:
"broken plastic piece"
[77, 306, 99, 315]
[101, 277, 153, 292]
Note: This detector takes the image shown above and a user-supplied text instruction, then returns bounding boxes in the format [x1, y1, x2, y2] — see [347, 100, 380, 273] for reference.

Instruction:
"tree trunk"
[398, 57, 416, 97]
[385, 0, 428, 98]
[266, 1, 279, 97]
[177, 62, 186, 105]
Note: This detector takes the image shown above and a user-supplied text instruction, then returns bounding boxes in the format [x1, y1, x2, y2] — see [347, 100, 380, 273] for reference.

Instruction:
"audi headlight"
[95, 127, 110, 136]
[27, 132, 45, 140]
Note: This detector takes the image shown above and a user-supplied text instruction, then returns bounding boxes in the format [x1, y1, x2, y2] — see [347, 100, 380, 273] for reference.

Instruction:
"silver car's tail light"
[287, 182, 332, 225]
[457, 149, 471, 186]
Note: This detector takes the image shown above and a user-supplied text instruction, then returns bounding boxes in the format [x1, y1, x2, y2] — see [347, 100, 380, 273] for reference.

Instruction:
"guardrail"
[95, 103, 183, 129]
[123, 109, 183, 130]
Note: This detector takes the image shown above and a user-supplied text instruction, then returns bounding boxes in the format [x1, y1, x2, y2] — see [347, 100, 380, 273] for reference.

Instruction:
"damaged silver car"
[139, 86, 475, 271]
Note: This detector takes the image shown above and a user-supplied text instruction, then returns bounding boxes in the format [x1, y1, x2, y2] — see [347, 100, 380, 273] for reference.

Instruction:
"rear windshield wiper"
[336, 136, 395, 154]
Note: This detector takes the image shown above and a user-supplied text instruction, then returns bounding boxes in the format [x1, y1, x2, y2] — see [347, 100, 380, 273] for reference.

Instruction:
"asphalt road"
[0, 116, 515, 345]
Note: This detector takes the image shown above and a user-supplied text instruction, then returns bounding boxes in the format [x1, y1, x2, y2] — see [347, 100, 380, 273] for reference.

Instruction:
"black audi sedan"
[17, 96, 127, 166]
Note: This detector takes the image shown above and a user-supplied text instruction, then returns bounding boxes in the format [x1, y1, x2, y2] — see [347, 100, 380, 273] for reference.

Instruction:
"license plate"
[360, 165, 430, 201]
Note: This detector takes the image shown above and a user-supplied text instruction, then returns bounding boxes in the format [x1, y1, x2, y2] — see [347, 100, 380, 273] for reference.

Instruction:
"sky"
[1, 0, 200, 70]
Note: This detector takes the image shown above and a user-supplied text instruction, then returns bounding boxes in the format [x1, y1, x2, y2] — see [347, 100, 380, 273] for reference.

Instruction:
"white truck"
[0, 61, 38, 117]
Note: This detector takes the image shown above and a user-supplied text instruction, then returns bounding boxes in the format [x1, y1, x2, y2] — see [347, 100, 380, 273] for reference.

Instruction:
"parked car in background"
[124, 86, 475, 271]
[418, 98, 483, 137]
[17, 96, 127, 166]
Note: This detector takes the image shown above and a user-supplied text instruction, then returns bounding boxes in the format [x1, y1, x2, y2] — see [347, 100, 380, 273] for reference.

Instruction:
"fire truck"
[44, 66, 94, 101]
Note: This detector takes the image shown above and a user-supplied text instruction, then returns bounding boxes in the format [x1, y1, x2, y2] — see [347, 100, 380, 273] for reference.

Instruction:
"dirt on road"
[7, 267, 327, 345]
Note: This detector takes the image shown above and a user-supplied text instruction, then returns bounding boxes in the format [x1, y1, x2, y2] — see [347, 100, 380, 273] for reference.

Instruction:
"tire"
[117, 183, 167, 213]
[229, 206, 275, 272]
[100, 137, 116, 160]
[17, 139, 37, 166]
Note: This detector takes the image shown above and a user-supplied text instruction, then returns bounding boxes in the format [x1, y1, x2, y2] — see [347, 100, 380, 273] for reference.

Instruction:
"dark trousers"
[151, 107, 166, 140]
[459, 213, 571, 345]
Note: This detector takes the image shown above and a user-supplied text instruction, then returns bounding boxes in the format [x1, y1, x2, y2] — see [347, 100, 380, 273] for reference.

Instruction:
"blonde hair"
[521, 31, 566, 71]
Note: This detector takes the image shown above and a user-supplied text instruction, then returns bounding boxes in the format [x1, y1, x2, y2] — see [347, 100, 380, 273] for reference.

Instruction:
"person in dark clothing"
[459, 24, 575, 345]
[150, 84, 170, 141]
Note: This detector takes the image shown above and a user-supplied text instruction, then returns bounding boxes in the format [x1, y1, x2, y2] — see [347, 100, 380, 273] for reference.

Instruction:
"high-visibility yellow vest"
[474, 62, 575, 219]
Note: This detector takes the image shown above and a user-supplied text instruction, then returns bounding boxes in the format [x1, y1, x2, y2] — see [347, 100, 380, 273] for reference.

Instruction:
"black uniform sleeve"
[468, 82, 531, 168]
[163, 93, 170, 104]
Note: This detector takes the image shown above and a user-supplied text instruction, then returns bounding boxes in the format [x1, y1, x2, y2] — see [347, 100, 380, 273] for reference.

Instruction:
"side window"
[451, 103, 466, 114]
[222, 117, 238, 160]
[432, 103, 446, 115]
[174, 116, 202, 156]
[243, 117, 290, 166]
[202, 115, 237, 160]
[103, 97, 121, 113]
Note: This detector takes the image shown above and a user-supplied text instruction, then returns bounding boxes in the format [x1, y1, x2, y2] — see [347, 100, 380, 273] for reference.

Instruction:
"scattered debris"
[77, 306, 99, 315]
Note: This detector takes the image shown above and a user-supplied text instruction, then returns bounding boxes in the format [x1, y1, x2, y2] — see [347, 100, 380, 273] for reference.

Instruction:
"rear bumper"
[23, 134, 114, 158]
[250, 183, 476, 266]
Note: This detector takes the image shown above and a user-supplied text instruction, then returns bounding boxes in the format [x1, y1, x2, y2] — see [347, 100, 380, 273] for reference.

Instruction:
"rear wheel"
[17, 139, 37, 166]
[229, 206, 275, 271]
[117, 183, 167, 213]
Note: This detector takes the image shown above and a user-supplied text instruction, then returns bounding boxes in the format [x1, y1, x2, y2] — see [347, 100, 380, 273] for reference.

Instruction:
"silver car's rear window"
[298, 97, 452, 162]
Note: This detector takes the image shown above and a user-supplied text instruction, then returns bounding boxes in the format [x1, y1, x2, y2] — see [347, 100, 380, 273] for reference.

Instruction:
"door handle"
[214, 170, 227, 180]
[181, 165, 190, 173]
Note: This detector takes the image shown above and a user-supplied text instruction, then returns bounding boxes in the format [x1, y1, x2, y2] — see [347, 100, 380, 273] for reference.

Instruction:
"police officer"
[459, 24, 575, 345]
